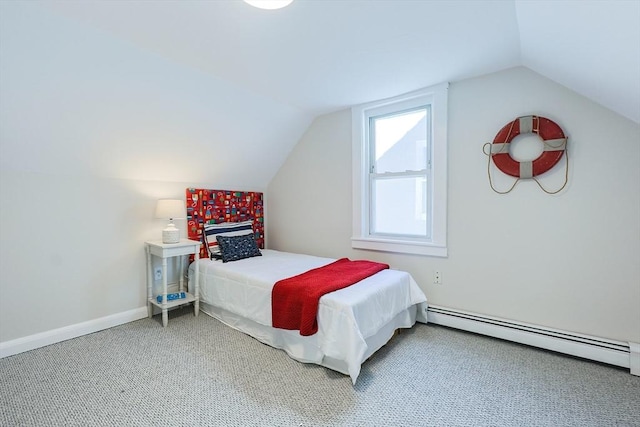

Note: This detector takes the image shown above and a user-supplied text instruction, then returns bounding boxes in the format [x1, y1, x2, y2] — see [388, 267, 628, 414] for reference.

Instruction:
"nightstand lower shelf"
[149, 291, 199, 327]
[149, 292, 197, 311]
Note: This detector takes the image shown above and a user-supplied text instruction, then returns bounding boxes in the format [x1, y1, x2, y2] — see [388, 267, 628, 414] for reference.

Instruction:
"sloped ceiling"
[41, 0, 640, 124]
[517, 1, 640, 125]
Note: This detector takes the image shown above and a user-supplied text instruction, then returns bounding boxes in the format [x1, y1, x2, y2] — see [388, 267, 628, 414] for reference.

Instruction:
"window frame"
[351, 82, 448, 257]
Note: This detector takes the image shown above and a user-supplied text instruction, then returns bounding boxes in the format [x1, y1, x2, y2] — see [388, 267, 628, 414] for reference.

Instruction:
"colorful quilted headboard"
[186, 188, 264, 259]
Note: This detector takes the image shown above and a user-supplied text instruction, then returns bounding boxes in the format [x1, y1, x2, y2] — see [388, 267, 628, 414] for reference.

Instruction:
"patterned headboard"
[186, 188, 264, 259]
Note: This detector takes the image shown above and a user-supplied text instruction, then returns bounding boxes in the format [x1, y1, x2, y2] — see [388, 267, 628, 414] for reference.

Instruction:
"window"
[351, 83, 448, 257]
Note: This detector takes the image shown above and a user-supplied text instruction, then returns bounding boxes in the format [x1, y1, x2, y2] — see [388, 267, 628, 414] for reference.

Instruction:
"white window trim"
[351, 82, 448, 257]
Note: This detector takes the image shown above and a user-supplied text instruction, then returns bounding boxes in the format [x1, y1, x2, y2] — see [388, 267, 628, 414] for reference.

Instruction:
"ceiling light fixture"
[244, 0, 293, 10]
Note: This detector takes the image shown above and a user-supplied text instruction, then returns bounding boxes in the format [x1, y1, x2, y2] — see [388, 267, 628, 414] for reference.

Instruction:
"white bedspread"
[190, 250, 427, 383]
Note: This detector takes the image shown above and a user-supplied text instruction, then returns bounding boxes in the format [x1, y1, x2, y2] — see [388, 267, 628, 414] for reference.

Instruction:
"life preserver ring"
[490, 116, 567, 178]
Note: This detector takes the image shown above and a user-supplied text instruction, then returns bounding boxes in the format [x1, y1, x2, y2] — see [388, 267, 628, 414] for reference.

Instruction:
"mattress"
[189, 249, 427, 383]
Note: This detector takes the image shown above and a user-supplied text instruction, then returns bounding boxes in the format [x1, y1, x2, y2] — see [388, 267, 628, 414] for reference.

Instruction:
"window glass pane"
[372, 108, 428, 174]
[372, 176, 427, 237]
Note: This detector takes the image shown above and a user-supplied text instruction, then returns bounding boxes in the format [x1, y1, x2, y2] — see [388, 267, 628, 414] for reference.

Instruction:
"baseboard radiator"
[426, 305, 639, 376]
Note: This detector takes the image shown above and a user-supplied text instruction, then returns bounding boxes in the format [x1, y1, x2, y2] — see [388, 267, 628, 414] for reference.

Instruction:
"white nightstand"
[145, 239, 200, 327]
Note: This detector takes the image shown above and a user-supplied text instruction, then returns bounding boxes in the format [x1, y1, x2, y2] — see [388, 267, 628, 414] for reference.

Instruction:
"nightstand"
[145, 239, 200, 327]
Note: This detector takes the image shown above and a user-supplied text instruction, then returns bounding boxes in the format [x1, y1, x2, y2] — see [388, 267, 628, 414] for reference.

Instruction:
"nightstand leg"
[179, 255, 185, 293]
[146, 245, 153, 318]
[194, 251, 200, 317]
[162, 257, 168, 327]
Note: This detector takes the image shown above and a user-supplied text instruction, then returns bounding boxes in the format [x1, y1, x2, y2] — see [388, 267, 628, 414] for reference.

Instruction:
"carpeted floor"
[1, 307, 639, 426]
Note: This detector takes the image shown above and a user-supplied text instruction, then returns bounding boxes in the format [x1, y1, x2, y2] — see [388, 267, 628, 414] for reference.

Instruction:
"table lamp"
[155, 199, 185, 244]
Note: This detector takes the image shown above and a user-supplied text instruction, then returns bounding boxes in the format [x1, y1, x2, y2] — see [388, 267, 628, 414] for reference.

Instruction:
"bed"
[185, 188, 428, 384]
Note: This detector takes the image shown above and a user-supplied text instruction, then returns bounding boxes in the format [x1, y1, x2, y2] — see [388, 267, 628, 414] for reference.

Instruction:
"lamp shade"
[155, 199, 185, 220]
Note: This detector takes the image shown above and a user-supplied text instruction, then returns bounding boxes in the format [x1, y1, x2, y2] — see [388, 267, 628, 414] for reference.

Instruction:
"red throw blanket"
[271, 258, 389, 336]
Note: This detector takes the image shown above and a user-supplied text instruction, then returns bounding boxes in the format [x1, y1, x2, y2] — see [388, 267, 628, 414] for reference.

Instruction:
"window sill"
[351, 237, 447, 257]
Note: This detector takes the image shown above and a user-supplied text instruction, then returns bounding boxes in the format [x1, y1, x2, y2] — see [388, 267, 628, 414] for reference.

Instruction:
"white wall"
[2, 2, 638, 350]
[267, 67, 640, 344]
[0, 2, 308, 343]
[0, 172, 193, 341]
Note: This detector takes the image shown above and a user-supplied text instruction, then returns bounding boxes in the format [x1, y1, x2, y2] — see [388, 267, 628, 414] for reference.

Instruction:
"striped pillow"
[203, 220, 254, 259]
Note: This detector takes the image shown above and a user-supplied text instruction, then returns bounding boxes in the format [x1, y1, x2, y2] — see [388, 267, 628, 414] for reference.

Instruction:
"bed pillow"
[203, 220, 254, 259]
[216, 234, 262, 263]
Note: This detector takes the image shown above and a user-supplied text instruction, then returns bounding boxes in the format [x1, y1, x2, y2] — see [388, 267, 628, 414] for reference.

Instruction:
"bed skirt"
[198, 301, 419, 384]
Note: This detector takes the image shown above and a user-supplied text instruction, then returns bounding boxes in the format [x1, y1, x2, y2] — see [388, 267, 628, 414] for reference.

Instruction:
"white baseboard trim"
[0, 307, 148, 359]
[427, 305, 639, 376]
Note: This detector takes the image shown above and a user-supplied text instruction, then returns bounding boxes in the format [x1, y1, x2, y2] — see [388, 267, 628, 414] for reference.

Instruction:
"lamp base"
[162, 223, 180, 244]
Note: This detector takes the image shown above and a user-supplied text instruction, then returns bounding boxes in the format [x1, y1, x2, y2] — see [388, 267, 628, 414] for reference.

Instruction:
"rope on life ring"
[482, 115, 569, 194]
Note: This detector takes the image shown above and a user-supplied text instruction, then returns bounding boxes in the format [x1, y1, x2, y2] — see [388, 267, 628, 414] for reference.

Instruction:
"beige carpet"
[1, 307, 639, 426]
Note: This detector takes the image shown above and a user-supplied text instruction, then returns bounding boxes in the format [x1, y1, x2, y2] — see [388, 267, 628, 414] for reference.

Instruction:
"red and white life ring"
[490, 116, 567, 178]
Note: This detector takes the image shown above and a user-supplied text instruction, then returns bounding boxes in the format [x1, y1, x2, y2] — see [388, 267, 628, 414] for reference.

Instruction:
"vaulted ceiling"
[42, 0, 639, 124]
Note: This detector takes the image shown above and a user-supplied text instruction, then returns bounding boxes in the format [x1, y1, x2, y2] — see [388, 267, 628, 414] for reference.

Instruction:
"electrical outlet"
[434, 270, 442, 284]
[154, 267, 162, 281]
